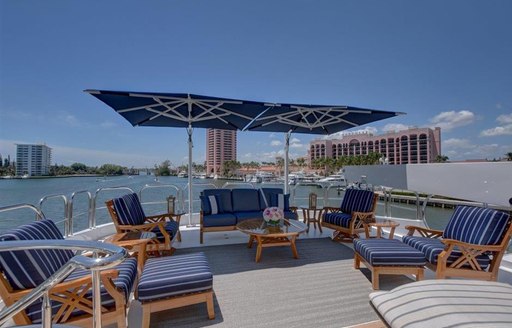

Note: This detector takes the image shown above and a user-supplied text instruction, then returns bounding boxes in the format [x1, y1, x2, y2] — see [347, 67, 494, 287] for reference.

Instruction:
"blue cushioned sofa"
[199, 188, 297, 243]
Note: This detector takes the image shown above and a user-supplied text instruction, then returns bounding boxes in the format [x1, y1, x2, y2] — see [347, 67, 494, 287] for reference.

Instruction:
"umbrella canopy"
[85, 89, 269, 224]
[243, 103, 405, 192]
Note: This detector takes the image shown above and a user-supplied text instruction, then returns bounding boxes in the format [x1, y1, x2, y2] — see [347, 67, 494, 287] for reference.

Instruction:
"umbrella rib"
[149, 98, 188, 121]
[195, 101, 255, 121]
[117, 99, 183, 113]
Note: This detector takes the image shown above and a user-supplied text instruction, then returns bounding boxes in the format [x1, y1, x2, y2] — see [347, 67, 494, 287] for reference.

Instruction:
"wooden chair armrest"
[289, 206, 298, 213]
[352, 211, 375, 223]
[144, 214, 171, 223]
[405, 225, 443, 238]
[118, 221, 164, 232]
[322, 207, 341, 214]
[441, 239, 505, 252]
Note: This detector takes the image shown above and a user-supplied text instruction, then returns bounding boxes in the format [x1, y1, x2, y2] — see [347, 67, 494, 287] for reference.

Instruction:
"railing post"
[42, 291, 52, 328]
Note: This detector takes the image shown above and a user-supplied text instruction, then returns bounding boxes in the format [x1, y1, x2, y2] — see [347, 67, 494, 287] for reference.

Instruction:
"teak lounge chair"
[321, 188, 378, 242]
[0, 219, 137, 327]
[106, 193, 180, 254]
[403, 205, 512, 281]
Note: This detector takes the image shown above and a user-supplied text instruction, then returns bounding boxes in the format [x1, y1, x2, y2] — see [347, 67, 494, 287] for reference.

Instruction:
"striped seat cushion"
[0, 219, 74, 290]
[443, 206, 511, 245]
[137, 252, 213, 303]
[323, 212, 352, 227]
[402, 236, 491, 269]
[152, 220, 180, 240]
[25, 257, 137, 323]
[340, 189, 375, 214]
[354, 239, 426, 267]
[112, 193, 146, 225]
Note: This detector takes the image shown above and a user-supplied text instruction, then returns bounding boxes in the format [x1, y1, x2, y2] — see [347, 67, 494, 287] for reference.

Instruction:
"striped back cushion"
[112, 193, 146, 225]
[443, 206, 511, 245]
[0, 219, 74, 290]
[200, 194, 223, 215]
[340, 189, 375, 214]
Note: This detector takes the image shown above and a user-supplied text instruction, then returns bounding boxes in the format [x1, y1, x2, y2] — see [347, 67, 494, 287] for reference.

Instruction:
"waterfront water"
[0, 175, 454, 234]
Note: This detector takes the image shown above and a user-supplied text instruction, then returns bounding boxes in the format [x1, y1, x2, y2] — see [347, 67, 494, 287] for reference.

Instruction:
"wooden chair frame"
[135, 289, 215, 328]
[0, 268, 127, 327]
[106, 200, 180, 254]
[406, 220, 512, 281]
[321, 194, 379, 242]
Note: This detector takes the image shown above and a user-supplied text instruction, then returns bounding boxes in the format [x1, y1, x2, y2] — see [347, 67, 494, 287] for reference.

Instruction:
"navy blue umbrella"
[243, 103, 405, 191]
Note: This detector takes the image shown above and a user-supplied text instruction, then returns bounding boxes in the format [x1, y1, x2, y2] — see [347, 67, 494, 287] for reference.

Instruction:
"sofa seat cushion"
[202, 213, 237, 227]
[232, 189, 261, 212]
[354, 239, 426, 267]
[0, 219, 74, 290]
[202, 189, 233, 213]
[402, 236, 491, 269]
[443, 206, 511, 246]
[323, 212, 352, 228]
[152, 220, 179, 240]
[26, 257, 138, 323]
[137, 252, 213, 303]
[235, 211, 263, 222]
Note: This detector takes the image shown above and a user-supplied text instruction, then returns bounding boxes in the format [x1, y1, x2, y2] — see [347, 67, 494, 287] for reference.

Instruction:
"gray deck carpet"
[135, 238, 412, 328]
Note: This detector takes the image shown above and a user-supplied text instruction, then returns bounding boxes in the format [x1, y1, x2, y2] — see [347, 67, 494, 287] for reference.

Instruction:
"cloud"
[480, 113, 512, 137]
[100, 121, 119, 128]
[270, 140, 282, 147]
[496, 103, 503, 109]
[268, 133, 276, 138]
[382, 123, 409, 133]
[323, 126, 377, 140]
[429, 110, 475, 131]
[442, 137, 510, 159]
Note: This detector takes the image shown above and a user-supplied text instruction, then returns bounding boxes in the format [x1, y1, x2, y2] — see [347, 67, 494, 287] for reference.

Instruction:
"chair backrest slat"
[112, 193, 146, 226]
[340, 189, 375, 214]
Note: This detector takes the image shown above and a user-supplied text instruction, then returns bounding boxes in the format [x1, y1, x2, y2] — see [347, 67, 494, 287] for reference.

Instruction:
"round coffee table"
[236, 218, 307, 262]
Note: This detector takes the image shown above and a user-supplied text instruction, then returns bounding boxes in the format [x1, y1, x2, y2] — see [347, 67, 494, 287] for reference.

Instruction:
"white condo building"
[15, 144, 52, 176]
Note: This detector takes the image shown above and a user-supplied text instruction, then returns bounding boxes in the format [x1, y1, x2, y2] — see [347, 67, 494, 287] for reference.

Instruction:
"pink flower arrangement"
[263, 206, 284, 225]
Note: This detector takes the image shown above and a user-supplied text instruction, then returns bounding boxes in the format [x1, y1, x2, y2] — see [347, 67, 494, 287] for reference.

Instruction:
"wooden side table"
[364, 220, 399, 239]
[104, 231, 157, 274]
[300, 207, 323, 233]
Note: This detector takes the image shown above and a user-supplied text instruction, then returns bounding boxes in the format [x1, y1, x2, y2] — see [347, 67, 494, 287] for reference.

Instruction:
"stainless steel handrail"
[39, 194, 69, 234]
[182, 183, 217, 226]
[68, 190, 93, 236]
[0, 240, 127, 328]
[139, 184, 181, 213]
[0, 203, 45, 220]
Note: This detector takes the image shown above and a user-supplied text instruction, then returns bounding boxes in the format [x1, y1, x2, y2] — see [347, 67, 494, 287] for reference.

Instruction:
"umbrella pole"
[284, 131, 291, 194]
[187, 125, 193, 226]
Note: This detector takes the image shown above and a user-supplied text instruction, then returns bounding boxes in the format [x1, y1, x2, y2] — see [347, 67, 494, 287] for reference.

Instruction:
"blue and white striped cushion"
[152, 220, 180, 241]
[323, 212, 352, 227]
[0, 219, 74, 290]
[354, 239, 426, 266]
[112, 193, 146, 226]
[25, 257, 137, 323]
[443, 206, 511, 245]
[402, 236, 491, 269]
[137, 252, 213, 302]
[340, 189, 375, 214]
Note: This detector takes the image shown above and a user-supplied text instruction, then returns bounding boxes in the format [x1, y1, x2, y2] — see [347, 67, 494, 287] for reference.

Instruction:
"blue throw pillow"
[200, 194, 223, 215]
[269, 193, 290, 211]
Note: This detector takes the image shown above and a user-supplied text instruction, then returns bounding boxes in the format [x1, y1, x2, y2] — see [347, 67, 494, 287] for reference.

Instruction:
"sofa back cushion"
[232, 189, 261, 212]
[443, 206, 511, 245]
[200, 194, 224, 215]
[268, 193, 290, 211]
[0, 219, 74, 290]
[259, 188, 284, 210]
[340, 188, 375, 214]
[202, 189, 233, 213]
[112, 193, 146, 225]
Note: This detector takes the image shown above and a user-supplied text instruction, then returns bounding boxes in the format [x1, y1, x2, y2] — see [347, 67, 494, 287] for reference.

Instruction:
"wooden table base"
[247, 234, 299, 262]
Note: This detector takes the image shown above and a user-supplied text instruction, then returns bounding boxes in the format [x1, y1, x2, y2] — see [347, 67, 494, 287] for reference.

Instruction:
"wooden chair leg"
[200, 230, 204, 244]
[372, 268, 379, 290]
[141, 305, 151, 328]
[206, 291, 215, 319]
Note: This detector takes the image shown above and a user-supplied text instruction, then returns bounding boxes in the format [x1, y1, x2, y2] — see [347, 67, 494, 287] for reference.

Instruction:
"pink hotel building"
[206, 129, 237, 175]
[309, 127, 441, 165]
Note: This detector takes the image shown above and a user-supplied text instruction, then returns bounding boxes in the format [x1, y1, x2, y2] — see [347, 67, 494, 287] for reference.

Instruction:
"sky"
[1, 0, 511, 168]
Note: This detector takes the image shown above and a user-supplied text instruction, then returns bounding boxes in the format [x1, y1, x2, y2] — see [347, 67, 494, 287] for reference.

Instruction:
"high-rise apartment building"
[309, 127, 441, 165]
[15, 144, 52, 176]
[206, 129, 237, 176]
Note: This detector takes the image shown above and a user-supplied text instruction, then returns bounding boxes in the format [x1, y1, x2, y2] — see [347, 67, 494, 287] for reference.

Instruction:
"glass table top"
[236, 218, 307, 236]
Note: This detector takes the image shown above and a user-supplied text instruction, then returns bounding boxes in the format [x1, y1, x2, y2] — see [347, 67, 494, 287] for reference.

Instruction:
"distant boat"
[21, 174, 29, 179]
[318, 173, 347, 188]
[177, 171, 188, 178]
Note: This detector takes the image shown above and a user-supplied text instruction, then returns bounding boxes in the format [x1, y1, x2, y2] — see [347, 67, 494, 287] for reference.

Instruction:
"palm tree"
[435, 155, 449, 163]
[505, 152, 512, 161]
